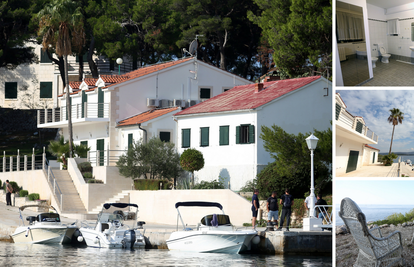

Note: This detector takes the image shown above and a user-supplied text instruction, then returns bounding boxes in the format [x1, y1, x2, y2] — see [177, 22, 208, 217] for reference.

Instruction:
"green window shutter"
[128, 134, 133, 149]
[335, 103, 341, 120]
[160, 132, 171, 142]
[249, 125, 255, 144]
[356, 121, 363, 134]
[40, 82, 53, 98]
[80, 141, 88, 158]
[96, 139, 105, 166]
[200, 88, 211, 99]
[236, 126, 240, 144]
[182, 129, 191, 148]
[219, 126, 229, 145]
[200, 127, 209, 147]
[5, 82, 17, 99]
[81, 91, 87, 118]
[98, 87, 104, 118]
[40, 50, 52, 63]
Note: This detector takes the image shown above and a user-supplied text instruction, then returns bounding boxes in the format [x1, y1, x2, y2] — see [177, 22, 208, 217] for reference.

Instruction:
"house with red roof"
[37, 57, 251, 166]
[173, 76, 332, 190]
[335, 93, 380, 176]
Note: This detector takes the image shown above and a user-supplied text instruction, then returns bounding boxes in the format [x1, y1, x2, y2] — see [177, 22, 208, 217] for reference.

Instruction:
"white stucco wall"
[336, 135, 365, 176]
[362, 147, 379, 165]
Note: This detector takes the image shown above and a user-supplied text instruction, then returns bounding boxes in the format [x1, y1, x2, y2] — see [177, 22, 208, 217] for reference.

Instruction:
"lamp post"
[116, 58, 123, 75]
[305, 134, 319, 218]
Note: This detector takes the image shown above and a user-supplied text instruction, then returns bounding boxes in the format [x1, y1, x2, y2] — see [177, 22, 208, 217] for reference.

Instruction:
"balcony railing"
[54, 58, 135, 75]
[38, 103, 110, 125]
[337, 107, 379, 143]
[87, 150, 127, 167]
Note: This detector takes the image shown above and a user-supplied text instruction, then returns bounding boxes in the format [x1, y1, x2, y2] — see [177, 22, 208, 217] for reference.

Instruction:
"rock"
[336, 225, 348, 235]
[380, 224, 389, 228]
[403, 223, 407, 227]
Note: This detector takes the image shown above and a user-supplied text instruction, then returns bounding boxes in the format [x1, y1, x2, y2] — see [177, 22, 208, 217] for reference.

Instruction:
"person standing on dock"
[277, 188, 294, 231]
[304, 193, 317, 217]
[251, 189, 259, 229]
[267, 191, 278, 226]
[6, 180, 13, 206]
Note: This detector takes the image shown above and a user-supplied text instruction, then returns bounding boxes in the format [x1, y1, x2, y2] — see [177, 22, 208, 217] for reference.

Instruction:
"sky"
[335, 179, 414, 205]
[337, 90, 414, 153]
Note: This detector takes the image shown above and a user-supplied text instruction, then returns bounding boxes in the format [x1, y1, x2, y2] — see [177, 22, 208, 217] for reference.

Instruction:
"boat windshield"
[200, 214, 231, 226]
[98, 212, 124, 224]
[37, 213, 60, 222]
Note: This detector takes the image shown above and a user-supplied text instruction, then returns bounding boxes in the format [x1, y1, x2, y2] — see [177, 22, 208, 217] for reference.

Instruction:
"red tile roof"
[84, 78, 97, 86]
[69, 81, 82, 90]
[117, 107, 179, 127]
[365, 144, 380, 151]
[175, 76, 322, 116]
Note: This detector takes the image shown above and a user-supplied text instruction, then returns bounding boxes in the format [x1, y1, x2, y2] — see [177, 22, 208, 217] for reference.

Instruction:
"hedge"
[28, 193, 40, 201]
[19, 190, 29, 197]
[78, 162, 92, 173]
[134, 179, 171, 190]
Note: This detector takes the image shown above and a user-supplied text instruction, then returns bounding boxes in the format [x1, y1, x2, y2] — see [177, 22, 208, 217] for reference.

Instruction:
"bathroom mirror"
[411, 22, 414, 41]
[336, 1, 370, 86]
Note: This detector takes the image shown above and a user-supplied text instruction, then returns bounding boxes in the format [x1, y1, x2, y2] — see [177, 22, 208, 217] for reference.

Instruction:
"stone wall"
[259, 200, 303, 227]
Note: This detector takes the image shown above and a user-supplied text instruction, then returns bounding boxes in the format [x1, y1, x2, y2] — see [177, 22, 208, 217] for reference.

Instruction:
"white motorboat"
[166, 201, 257, 254]
[12, 204, 77, 244]
[79, 203, 145, 249]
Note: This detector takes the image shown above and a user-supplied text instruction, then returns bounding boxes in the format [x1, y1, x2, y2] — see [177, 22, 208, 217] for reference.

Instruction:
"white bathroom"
[336, 0, 414, 86]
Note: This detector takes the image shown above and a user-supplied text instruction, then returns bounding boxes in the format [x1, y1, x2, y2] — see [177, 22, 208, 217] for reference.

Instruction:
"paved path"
[336, 163, 412, 177]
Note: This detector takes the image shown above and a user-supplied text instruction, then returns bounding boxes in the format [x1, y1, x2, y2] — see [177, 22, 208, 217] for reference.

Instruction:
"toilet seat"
[380, 47, 390, 56]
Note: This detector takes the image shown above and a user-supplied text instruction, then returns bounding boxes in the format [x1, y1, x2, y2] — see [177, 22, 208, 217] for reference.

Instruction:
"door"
[372, 152, 376, 163]
[96, 139, 104, 166]
[346, 150, 359, 173]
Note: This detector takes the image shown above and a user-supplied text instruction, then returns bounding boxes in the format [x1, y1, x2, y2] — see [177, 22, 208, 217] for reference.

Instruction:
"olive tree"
[180, 148, 204, 189]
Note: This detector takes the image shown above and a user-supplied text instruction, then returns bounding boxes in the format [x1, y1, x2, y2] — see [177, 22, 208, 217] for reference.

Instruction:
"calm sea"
[0, 243, 332, 266]
[336, 204, 414, 225]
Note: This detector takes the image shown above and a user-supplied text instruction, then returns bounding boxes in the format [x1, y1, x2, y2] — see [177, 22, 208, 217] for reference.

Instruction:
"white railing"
[38, 103, 110, 125]
[312, 205, 332, 230]
[337, 108, 379, 143]
[43, 159, 63, 211]
[54, 58, 135, 75]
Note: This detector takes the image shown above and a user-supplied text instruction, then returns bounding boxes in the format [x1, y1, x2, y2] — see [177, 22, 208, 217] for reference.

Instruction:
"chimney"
[255, 83, 264, 92]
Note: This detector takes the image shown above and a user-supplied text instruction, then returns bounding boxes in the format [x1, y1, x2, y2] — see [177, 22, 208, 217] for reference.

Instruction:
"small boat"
[79, 203, 145, 249]
[166, 201, 257, 254]
[12, 204, 77, 244]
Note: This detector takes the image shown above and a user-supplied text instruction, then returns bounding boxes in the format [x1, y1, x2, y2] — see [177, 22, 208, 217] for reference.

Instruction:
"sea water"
[0, 243, 332, 266]
[336, 204, 414, 225]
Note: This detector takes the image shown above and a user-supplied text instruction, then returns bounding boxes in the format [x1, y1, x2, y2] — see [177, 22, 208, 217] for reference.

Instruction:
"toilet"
[379, 46, 391, 63]
[372, 56, 378, 68]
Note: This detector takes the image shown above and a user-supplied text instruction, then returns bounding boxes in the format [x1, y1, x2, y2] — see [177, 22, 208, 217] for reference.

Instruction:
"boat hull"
[79, 228, 145, 249]
[166, 230, 257, 254]
[12, 226, 67, 244]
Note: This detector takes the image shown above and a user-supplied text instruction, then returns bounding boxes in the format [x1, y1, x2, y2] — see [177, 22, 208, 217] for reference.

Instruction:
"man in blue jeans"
[276, 188, 294, 231]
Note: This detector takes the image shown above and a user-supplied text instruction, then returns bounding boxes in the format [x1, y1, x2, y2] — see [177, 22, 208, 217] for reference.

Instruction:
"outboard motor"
[121, 230, 136, 250]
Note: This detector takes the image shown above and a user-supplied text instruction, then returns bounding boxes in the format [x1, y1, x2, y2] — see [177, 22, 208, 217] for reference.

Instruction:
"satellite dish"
[188, 40, 198, 56]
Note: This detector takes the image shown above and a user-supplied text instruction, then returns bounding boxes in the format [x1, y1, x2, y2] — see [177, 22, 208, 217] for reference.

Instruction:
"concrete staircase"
[88, 191, 130, 215]
[52, 170, 87, 215]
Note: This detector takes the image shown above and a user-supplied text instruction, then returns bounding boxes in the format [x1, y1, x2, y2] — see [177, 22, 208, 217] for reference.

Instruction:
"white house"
[37, 57, 251, 165]
[335, 93, 379, 176]
[0, 43, 136, 109]
[173, 76, 332, 190]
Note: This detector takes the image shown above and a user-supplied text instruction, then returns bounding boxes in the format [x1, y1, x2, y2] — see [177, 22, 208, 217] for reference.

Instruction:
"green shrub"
[78, 162, 92, 173]
[373, 208, 414, 226]
[134, 179, 172, 190]
[0, 180, 2, 190]
[19, 190, 29, 197]
[193, 179, 225, 189]
[8, 181, 20, 193]
[239, 179, 257, 192]
[28, 193, 40, 201]
[87, 179, 103, 184]
[83, 172, 92, 178]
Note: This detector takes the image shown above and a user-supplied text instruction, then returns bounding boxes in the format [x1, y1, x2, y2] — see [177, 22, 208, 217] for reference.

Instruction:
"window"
[236, 124, 255, 144]
[40, 82, 53, 98]
[76, 53, 88, 62]
[40, 49, 52, 63]
[5, 82, 17, 99]
[223, 88, 230, 92]
[160, 131, 171, 142]
[128, 134, 133, 149]
[219, 126, 229, 146]
[200, 88, 211, 99]
[335, 103, 341, 120]
[182, 129, 191, 148]
[200, 127, 209, 147]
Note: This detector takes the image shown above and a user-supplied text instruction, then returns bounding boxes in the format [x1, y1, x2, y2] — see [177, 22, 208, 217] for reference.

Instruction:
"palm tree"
[387, 108, 404, 154]
[38, 0, 85, 157]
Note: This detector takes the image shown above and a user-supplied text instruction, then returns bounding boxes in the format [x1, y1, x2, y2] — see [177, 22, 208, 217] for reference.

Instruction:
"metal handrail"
[43, 158, 63, 211]
[312, 205, 332, 228]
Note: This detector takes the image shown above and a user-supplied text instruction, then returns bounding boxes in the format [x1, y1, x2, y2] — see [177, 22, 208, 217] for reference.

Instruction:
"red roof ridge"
[365, 144, 380, 151]
[117, 107, 179, 127]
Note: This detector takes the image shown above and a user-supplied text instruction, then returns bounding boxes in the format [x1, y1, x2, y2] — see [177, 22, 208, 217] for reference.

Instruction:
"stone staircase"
[52, 170, 87, 214]
[88, 191, 130, 215]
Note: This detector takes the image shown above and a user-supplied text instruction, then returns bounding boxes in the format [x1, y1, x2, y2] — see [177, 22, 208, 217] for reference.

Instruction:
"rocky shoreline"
[336, 223, 414, 266]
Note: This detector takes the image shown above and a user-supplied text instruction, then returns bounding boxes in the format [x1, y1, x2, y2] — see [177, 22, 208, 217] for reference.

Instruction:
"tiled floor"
[340, 57, 370, 86]
[362, 59, 414, 86]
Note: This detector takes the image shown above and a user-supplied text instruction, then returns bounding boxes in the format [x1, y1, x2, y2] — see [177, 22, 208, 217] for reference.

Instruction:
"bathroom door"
[336, 1, 370, 86]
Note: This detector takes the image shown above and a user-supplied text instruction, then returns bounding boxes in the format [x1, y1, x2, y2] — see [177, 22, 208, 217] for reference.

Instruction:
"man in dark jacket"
[276, 188, 294, 231]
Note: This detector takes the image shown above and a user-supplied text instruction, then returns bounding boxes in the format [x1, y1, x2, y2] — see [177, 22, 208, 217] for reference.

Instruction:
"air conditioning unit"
[159, 99, 172, 108]
[189, 100, 201, 106]
[147, 98, 159, 107]
[174, 99, 186, 107]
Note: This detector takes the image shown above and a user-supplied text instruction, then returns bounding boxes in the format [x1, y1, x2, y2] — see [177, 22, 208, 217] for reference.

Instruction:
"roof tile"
[117, 107, 179, 127]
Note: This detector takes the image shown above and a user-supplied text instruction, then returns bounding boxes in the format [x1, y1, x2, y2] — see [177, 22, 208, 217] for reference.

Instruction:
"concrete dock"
[0, 202, 332, 254]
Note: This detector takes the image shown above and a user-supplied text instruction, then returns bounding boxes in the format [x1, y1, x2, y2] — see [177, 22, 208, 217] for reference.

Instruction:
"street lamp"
[116, 58, 123, 75]
[305, 134, 319, 218]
